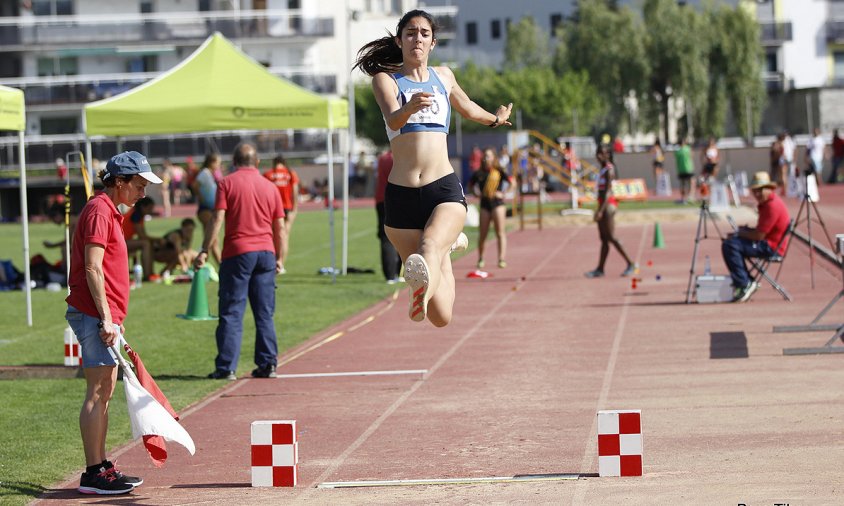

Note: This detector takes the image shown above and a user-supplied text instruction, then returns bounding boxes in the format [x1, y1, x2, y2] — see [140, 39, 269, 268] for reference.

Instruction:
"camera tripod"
[776, 172, 836, 289]
[685, 199, 726, 304]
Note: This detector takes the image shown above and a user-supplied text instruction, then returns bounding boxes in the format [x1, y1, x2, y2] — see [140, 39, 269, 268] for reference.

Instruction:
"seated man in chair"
[721, 171, 791, 302]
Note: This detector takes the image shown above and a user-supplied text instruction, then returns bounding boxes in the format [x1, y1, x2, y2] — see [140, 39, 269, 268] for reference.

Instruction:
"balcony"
[759, 21, 792, 46]
[2, 69, 337, 108]
[0, 10, 334, 50]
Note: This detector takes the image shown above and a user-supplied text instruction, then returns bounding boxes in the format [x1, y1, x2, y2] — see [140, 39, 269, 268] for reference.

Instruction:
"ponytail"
[353, 35, 403, 76]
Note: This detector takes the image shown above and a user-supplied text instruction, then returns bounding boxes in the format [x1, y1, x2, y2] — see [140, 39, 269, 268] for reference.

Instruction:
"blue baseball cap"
[104, 151, 163, 184]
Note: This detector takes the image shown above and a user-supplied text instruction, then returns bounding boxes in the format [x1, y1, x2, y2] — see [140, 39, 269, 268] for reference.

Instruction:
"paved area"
[35, 186, 844, 505]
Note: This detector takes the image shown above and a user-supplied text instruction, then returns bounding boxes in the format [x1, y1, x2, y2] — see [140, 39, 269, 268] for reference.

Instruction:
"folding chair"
[747, 219, 795, 301]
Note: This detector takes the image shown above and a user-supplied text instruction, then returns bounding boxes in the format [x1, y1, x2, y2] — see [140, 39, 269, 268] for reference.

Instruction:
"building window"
[765, 51, 778, 73]
[32, 0, 73, 15]
[37, 56, 78, 77]
[550, 14, 563, 35]
[834, 51, 844, 82]
[41, 116, 78, 135]
[491, 19, 501, 40]
[466, 21, 477, 45]
[140, 1, 154, 14]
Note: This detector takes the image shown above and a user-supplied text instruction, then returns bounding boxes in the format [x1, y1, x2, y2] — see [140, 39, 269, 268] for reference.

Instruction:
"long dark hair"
[353, 10, 438, 76]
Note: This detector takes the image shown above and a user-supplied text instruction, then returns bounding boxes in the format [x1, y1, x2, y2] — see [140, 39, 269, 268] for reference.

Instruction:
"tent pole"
[327, 129, 337, 284]
[342, 129, 349, 275]
[85, 136, 93, 184]
[19, 130, 32, 326]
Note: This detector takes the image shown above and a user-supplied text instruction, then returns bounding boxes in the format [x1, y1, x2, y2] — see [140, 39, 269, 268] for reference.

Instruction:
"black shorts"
[385, 173, 467, 229]
[479, 197, 504, 211]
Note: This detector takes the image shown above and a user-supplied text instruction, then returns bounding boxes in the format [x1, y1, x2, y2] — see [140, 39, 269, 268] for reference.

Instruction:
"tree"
[503, 16, 551, 70]
[706, 5, 766, 142]
[556, 1, 649, 138]
[643, 0, 709, 144]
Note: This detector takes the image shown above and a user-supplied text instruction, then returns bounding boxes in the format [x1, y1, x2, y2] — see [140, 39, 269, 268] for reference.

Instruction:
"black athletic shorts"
[479, 197, 505, 211]
[385, 173, 467, 230]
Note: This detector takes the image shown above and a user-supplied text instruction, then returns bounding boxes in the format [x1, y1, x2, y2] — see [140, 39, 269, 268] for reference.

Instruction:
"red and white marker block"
[597, 409, 642, 477]
[251, 420, 298, 487]
[64, 327, 81, 367]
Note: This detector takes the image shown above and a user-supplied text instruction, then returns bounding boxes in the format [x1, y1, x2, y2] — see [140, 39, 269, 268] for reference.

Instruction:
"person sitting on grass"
[158, 218, 198, 275]
[721, 171, 790, 303]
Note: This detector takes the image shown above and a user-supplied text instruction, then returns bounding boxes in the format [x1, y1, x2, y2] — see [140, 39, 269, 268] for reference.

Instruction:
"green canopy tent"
[0, 85, 32, 325]
[84, 32, 350, 276]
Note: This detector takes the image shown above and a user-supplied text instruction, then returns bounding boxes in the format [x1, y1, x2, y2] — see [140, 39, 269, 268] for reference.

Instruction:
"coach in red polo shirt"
[65, 151, 162, 495]
[195, 143, 286, 380]
[721, 171, 790, 303]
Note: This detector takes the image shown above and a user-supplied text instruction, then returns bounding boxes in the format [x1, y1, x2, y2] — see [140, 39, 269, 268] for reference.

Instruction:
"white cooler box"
[695, 275, 733, 303]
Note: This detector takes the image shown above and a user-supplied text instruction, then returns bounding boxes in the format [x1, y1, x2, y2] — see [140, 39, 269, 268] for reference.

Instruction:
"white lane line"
[297, 227, 581, 498]
[318, 473, 586, 488]
[572, 224, 648, 505]
[277, 369, 427, 379]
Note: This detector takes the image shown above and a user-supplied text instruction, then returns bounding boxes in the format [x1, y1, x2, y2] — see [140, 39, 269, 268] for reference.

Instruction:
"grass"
[0, 206, 414, 505]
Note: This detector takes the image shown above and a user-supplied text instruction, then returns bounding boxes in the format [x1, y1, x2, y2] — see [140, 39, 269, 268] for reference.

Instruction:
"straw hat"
[749, 171, 777, 190]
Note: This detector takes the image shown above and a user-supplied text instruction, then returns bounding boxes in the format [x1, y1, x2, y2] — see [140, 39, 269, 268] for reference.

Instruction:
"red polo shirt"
[756, 192, 790, 254]
[66, 192, 130, 323]
[216, 166, 285, 260]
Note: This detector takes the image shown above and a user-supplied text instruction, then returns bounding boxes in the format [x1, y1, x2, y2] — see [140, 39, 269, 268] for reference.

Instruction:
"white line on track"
[277, 369, 427, 379]
[572, 224, 648, 506]
[318, 473, 586, 488]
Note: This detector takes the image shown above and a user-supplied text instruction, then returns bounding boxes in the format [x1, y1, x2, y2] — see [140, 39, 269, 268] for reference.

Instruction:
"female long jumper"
[355, 9, 513, 326]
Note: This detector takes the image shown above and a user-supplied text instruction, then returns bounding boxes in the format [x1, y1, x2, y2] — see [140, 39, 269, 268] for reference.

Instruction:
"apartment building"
[0, 0, 456, 166]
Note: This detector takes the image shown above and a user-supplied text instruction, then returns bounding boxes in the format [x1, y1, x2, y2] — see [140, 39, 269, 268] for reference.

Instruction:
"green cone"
[177, 266, 218, 320]
[653, 222, 665, 249]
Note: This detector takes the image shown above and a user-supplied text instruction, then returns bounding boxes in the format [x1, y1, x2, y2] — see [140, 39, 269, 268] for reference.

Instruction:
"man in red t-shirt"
[721, 171, 790, 302]
[375, 149, 402, 283]
[195, 143, 286, 380]
[262, 155, 299, 267]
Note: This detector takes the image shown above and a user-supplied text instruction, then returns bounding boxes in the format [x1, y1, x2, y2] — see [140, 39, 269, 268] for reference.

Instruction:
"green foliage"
[558, 1, 649, 136]
[454, 65, 605, 136]
[354, 82, 389, 150]
[503, 16, 551, 70]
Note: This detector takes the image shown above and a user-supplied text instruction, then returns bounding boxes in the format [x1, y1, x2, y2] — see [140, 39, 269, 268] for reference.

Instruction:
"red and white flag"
[112, 339, 196, 467]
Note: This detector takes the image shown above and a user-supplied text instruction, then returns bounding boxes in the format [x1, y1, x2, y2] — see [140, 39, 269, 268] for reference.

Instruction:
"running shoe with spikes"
[405, 254, 430, 322]
[450, 232, 469, 253]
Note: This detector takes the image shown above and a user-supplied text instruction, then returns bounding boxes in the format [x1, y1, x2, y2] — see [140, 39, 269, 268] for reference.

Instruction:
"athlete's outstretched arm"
[439, 66, 512, 128]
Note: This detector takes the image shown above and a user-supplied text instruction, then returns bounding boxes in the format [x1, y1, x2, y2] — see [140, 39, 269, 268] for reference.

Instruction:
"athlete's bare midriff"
[387, 131, 454, 187]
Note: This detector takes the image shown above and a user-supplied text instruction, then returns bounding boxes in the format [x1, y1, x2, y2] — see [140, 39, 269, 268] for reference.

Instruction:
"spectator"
[122, 197, 156, 280]
[805, 127, 826, 182]
[43, 202, 76, 274]
[159, 159, 173, 217]
[769, 133, 787, 196]
[829, 128, 844, 184]
[612, 135, 625, 154]
[468, 145, 483, 172]
[468, 147, 509, 269]
[159, 218, 198, 274]
[650, 139, 665, 180]
[56, 157, 68, 180]
[701, 137, 719, 181]
[674, 137, 694, 203]
[375, 149, 402, 284]
[563, 141, 580, 181]
[65, 151, 161, 495]
[195, 143, 286, 380]
[721, 172, 790, 302]
[192, 153, 222, 265]
[263, 154, 300, 270]
[170, 162, 185, 205]
[782, 130, 796, 181]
